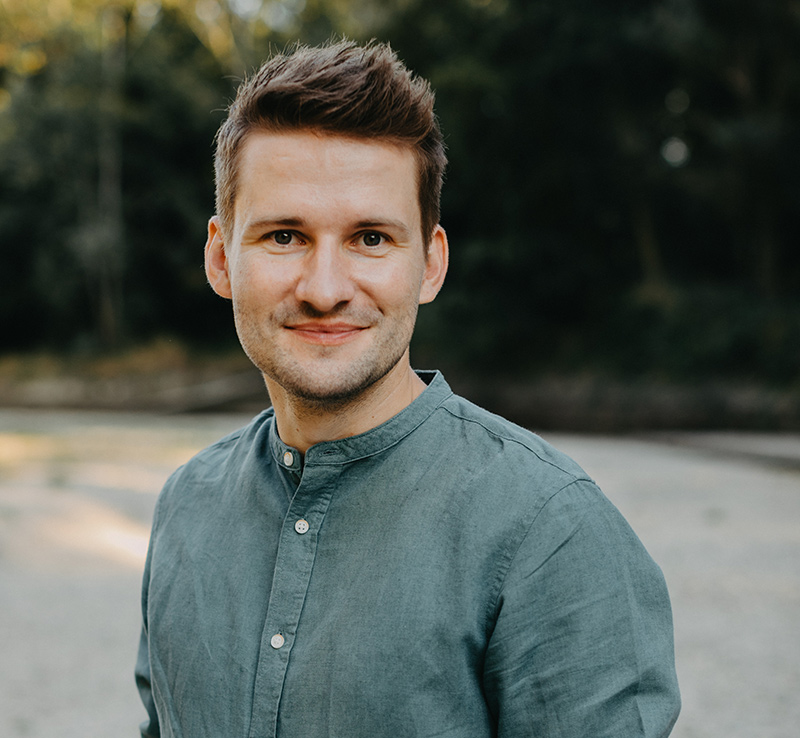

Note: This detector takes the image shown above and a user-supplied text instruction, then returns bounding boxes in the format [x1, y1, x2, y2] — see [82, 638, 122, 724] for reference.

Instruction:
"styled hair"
[214, 40, 446, 245]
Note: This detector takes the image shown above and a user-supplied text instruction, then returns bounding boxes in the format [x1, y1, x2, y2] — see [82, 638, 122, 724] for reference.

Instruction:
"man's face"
[205, 130, 447, 406]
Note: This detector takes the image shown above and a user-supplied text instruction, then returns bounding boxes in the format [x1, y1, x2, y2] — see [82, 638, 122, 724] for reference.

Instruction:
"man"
[136, 40, 680, 737]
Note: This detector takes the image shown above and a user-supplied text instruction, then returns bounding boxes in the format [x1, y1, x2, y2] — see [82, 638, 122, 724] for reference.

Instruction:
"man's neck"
[265, 361, 428, 454]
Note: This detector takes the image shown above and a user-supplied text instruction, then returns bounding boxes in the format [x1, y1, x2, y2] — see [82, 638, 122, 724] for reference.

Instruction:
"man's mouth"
[285, 322, 368, 345]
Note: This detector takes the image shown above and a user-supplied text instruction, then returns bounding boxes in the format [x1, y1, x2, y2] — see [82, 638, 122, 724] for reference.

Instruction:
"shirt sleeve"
[482, 478, 681, 737]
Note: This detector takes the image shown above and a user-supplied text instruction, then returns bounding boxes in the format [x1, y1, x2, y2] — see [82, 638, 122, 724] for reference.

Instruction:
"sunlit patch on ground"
[0, 410, 253, 738]
[40, 498, 151, 568]
[0, 410, 250, 574]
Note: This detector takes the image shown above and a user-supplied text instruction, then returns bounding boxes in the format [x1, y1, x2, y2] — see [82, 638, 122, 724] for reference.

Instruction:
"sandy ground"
[0, 408, 797, 737]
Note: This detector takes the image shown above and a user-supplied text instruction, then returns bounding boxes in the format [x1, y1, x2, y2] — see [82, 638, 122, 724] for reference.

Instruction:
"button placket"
[248, 461, 340, 738]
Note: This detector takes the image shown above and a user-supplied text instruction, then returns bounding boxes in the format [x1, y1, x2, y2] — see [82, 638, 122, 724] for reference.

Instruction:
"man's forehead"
[237, 128, 418, 171]
[233, 130, 423, 229]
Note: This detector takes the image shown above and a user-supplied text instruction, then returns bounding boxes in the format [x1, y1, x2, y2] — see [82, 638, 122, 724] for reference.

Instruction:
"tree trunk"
[755, 197, 778, 298]
[632, 195, 666, 289]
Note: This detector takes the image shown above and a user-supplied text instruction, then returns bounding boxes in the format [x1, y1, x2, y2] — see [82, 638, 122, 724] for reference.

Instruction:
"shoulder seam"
[486, 477, 597, 622]
[438, 403, 585, 480]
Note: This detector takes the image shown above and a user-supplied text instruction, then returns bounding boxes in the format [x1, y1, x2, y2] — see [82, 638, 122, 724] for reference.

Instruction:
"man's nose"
[294, 241, 356, 312]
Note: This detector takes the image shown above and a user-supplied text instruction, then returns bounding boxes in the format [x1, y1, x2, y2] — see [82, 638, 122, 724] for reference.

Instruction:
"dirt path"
[0, 410, 797, 737]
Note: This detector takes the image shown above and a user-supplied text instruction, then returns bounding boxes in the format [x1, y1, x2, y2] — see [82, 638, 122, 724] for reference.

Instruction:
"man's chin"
[289, 370, 386, 405]
[264, 358, 404, 410]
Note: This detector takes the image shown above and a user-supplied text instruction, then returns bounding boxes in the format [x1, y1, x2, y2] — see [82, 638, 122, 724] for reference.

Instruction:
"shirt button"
[283, 451, 294, 466]
[270, 634, 285, 649]
[294, 519, 309, 535]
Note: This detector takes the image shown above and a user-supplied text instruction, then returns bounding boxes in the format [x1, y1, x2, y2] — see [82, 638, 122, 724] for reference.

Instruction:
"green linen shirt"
[136, 371, 680, 737]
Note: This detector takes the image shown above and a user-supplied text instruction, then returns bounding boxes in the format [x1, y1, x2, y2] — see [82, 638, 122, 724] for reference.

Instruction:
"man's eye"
[273, 231, 294, 245]
[361, 232, 384, 247]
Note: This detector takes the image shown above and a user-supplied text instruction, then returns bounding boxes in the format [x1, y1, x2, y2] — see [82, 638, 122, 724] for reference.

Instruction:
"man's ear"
[204, 216, 232, 299]
[419, 225, 449, 305]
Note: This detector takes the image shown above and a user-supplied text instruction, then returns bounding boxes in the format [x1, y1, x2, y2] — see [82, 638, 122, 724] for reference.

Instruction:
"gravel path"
[0, 409, 797, 737]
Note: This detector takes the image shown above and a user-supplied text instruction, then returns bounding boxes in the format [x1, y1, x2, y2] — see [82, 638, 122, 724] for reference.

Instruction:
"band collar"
[269, 371, 452, 470]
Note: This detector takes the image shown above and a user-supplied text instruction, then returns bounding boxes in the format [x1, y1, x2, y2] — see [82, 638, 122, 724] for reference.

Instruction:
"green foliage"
[0, 11, 235, 350]
[0, 0, 799, 386]
[0, 32, 101, 348]
[121, 10, 234, 344]
[389, 0, 800, 384]
[602, 285, 800, 384]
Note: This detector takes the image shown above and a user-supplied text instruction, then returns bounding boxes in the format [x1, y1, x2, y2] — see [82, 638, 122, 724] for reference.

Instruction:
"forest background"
[1, 0, 799, 428]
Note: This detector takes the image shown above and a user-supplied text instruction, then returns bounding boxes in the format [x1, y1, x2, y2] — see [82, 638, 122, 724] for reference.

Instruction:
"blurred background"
[0, 3, 799, 738]
[1, 0, 799, 428]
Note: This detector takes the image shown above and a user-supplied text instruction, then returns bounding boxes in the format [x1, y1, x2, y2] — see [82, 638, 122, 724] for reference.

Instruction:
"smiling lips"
[286, 322, 368, 345]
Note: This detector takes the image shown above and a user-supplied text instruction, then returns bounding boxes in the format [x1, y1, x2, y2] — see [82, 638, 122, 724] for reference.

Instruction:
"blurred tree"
[0, 0, 798, 385]
[686, 0, 800, 298]
[379, 0, 800, 382]
[0, 7, 232, 349]
[381, 0, 681, 370]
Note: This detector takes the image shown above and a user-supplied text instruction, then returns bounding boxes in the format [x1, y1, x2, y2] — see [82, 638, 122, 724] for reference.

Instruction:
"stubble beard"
[233, 301, 419, 412]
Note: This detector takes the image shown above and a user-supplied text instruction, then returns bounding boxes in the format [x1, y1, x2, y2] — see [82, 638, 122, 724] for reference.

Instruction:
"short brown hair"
[214, 40, 446, 245]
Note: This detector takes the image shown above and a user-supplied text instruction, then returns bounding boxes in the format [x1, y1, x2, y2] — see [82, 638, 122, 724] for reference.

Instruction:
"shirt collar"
[269, 370, 452, 469]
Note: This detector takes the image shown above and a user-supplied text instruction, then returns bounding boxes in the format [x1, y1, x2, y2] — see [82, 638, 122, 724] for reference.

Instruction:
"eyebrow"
[354, 219, 412, 237]
[242, 217, 413, 238]
[242, 217, 304, 233]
